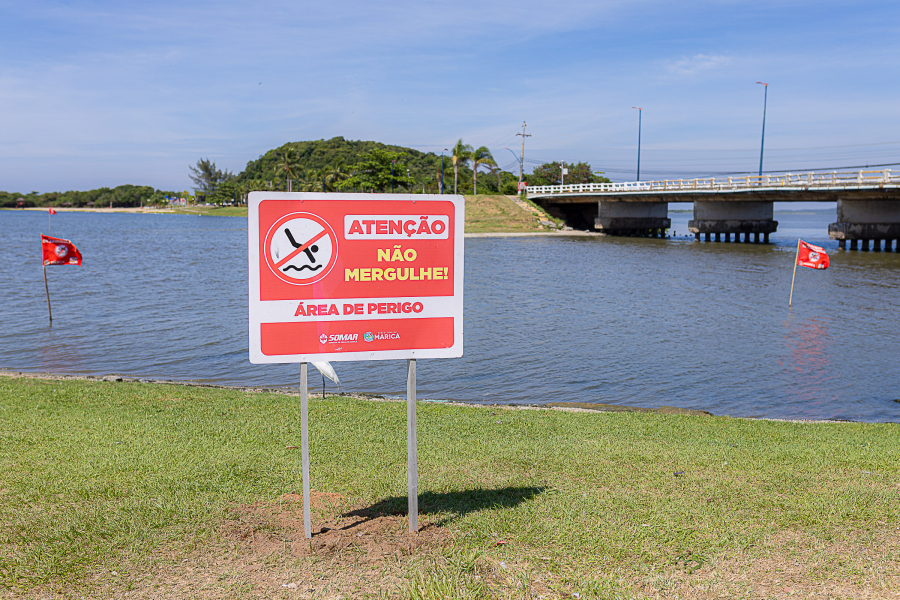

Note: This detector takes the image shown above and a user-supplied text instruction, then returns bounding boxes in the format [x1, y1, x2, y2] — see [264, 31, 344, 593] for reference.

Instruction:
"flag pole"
[43, 264, 53, 323]
[789, 238, 801, 307]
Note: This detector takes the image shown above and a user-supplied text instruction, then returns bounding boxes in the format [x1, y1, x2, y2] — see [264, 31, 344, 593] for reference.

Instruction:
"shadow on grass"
[340, 486, 546, 529]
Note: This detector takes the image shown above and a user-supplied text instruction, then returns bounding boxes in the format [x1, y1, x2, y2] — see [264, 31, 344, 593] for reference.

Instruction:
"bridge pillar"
[828, 199, 900, 250]
[688, 201, 777, 242]
[593, 201, 670, 237]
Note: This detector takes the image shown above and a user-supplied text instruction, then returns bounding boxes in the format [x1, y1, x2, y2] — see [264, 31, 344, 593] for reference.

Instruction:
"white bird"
[311, 361, 340, 386]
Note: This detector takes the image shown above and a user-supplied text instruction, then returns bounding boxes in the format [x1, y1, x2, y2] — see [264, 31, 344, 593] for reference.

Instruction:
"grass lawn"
[1, 376, 898, 599]
[163, 205, 249, 217]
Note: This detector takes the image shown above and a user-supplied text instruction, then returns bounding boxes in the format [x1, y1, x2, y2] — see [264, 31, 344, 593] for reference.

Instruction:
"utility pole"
[516, 121, 531, 188]
[756, 82, 768, 177]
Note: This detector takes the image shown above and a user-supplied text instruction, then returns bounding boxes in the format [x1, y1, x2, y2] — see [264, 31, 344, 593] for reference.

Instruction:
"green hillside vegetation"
[234, 137, 520, 196]
[0, 185, 182, 209]
[1, 137, 606, 208]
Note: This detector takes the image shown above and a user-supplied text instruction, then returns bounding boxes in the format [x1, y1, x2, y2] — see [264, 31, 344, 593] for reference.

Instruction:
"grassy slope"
[1, 377, 898, 598]
[155, 195, 552, 232]
[462, 195, 546, 232]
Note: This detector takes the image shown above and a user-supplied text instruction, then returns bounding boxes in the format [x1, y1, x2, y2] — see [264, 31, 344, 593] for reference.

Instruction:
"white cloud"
[667, 53, 733, 76]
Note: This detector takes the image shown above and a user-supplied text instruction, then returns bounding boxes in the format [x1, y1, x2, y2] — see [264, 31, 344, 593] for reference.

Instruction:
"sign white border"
[248, 192, 464, 363]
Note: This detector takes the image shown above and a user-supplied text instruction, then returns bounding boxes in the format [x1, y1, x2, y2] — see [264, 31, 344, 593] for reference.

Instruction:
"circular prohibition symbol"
[263, 212, 339, 285]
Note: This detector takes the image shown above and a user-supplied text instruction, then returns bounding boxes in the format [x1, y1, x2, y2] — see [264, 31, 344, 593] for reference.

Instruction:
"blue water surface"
[1, 209, 898, 422]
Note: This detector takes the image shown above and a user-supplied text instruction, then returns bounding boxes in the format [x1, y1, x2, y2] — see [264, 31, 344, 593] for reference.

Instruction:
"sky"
[1, 0, 899, 193]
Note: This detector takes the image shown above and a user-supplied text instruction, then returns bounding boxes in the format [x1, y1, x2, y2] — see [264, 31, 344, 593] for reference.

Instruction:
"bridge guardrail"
[526, 169, 899, 196]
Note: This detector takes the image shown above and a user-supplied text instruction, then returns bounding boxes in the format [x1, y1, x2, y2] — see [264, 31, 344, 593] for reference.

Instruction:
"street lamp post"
[440, 149, 447, 194]
[632, 107, 642, 181]
[756, 82, 768, 177]
[505, 148, 521, 192]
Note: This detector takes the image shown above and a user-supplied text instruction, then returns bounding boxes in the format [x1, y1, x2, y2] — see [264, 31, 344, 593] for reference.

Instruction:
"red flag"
[41, 234, 82, 266]
[48, 207, 57, 215]
[797, 240, 829, 270]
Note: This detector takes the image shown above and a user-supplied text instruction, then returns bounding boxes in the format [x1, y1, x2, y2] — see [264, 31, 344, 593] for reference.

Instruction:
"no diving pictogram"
[264, 212, 338, 285]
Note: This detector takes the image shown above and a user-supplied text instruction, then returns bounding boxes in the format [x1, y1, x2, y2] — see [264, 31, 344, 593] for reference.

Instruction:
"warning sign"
[248, 193, 464, 363]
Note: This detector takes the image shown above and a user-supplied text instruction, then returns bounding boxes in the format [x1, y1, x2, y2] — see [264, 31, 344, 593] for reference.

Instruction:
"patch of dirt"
[221, 492, 450, 562]
[1, 492, 454, 600]
[633, 528, 900, 599]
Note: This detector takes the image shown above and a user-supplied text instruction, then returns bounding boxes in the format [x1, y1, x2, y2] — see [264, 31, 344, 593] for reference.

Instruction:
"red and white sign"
[41, 234, 82, 266]
[249, 193, 464, 363]
[518, 182, 527, 191]
[797, 240, 829, 270]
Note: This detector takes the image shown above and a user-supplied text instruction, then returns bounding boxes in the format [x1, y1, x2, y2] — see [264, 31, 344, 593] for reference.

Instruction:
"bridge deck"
[528, 169, 900, 201]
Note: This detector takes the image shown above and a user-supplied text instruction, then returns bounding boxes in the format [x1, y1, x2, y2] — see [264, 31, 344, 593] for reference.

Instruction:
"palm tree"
[471, 146, 493, 195]
[324, 159, 348, 191]
[451, 139, 472, 195]
[273, 147, 302, 191]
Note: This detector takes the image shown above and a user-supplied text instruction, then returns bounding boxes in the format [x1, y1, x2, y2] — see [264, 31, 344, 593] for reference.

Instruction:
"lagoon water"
[1, 209, 898, 422]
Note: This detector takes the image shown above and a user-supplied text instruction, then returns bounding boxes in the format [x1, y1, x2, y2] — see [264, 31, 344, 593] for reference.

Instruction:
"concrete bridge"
[527, 169, 900, 250]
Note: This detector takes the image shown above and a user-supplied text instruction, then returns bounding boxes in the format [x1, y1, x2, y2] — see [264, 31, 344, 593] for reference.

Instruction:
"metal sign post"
[301, 362, 311, 539]
[407, 359, 418, 532]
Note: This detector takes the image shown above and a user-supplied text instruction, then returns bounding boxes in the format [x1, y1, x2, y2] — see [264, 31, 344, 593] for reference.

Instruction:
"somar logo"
[321, 333, 359, 344]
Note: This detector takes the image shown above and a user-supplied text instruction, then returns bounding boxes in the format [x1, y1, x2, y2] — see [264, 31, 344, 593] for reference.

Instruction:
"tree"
[323, 159, 348, 192]
[338, 148, 414, 193]
[273, 148, 302, 191]
[470, 146, 494, 195]
[481, 157, 503, 193]
[527, 161, 611, 187]
[189, 158, 233, 195]
[451, 139, 472, 195]
[210, 180, 239, 205]
[304, 168, 326, 192]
